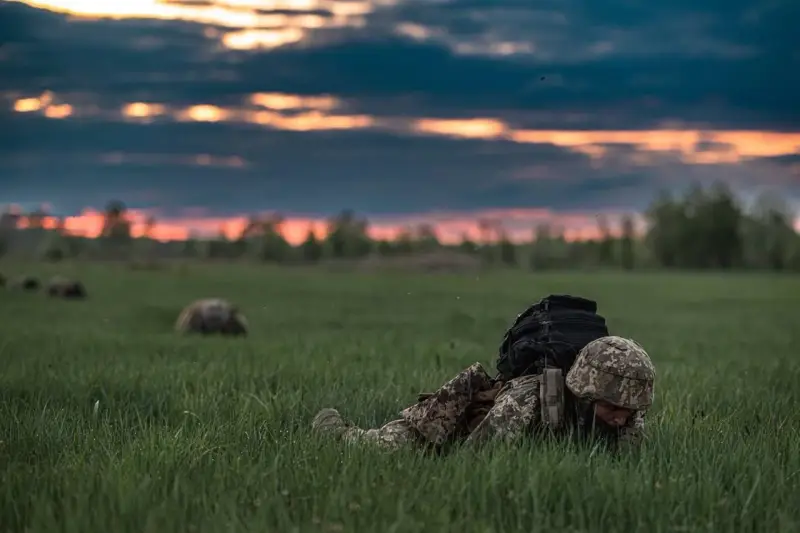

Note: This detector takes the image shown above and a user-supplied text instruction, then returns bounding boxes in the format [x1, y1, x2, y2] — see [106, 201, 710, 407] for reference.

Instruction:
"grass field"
[1, 261, 799, 533]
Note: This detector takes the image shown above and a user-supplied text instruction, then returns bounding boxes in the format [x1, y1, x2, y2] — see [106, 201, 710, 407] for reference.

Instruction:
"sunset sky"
[2, 0, 799, 243]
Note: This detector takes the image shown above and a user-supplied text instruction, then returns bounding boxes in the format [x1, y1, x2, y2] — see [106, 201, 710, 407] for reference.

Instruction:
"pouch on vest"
[540, 368, 566, 431]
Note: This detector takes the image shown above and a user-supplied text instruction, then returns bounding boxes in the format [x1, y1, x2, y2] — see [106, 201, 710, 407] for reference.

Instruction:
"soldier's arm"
[464, 374, 541, 447]
[401, 362, 495, 447]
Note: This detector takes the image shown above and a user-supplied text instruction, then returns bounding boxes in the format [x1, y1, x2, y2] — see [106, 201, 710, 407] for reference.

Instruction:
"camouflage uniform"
[175, 298, 248, 336]
[46, 276, 87, 299]
[312, 336, 655, 452]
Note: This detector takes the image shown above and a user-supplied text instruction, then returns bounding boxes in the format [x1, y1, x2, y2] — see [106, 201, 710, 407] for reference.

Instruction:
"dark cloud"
[3, 114, 796, 218]
[2, 0, 798, 129]
[1, 0, 798, 217]
[1, 114, 594, 214]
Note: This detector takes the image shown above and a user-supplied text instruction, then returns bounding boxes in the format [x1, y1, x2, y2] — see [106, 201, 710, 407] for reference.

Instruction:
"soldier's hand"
[472, 381, 504, 403]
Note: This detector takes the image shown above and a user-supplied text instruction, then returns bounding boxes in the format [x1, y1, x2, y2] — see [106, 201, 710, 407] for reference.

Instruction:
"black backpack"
[496, 294, 609, 380]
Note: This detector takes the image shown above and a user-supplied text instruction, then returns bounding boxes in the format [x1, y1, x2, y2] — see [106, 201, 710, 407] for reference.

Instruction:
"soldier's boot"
[312, 408, 350, 437]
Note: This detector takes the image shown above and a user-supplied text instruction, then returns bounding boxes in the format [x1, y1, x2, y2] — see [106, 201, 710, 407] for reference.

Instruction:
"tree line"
[1, 182, 799, 272]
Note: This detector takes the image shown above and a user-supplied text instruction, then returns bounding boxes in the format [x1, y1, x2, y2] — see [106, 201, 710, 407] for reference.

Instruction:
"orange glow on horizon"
[12, 207, 646, 245]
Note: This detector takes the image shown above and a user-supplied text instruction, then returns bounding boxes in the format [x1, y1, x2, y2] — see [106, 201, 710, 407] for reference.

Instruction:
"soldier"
[175, 298, 248, 336]
[46, 276, 87, 299]
[8, 275, 39, 291]
[312, 336, 655, 452]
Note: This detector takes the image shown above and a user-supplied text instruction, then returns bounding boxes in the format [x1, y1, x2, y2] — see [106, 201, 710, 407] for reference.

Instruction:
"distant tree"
[645, 189, 684, 268]
[0, 206, 16, 257]
[257, 214, 291, 262]
[301, 226, 323, 262]
[530, 222, 553, 270]
[143, 216, 156, 239]
[182, 233, 200, 258]
[703, 182, 743, 269]
[620, 215, 636, 270]
[99, 199, 132, 259]
[414, 223, 440, 252]
[375, 239, 394, 256]
[394, 227, 414, 255]
[499, 237, 516, 266]
[325, 209, 371, 258]
[26, 206, 47, 230]
[596, 214, 615, 266]
[101, 200, 132, 241]
[747, 191, 796, 270]
[458, 233, 478, 254]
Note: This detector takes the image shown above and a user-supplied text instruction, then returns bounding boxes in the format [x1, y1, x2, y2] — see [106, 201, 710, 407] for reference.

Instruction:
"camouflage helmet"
[175, 298, 247, 336]
[565, 336, 655, 410]
[200, 298, 232, 328]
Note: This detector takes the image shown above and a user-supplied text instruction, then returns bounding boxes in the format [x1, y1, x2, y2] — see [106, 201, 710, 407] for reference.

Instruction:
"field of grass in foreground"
[1, 261, 799, 533]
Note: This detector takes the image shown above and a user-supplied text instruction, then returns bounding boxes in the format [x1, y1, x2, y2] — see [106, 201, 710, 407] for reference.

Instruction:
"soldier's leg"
[312, 408, 419, 450]
[465, 374, 541, 446]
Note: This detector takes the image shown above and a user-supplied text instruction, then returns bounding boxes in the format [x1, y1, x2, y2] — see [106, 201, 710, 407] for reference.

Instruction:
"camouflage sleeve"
[341, 419, 420, 450]
[175, 305, 203, 333]
[464, 374, 541, 446]
[617, 410, 646, 449]
[400, 362, 495, 446]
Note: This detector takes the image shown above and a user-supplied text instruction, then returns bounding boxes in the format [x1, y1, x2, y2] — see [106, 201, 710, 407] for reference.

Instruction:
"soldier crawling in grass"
[175, 298, 248, 336]
[312, 295, 656, 453]
[46, 276, 88, 299]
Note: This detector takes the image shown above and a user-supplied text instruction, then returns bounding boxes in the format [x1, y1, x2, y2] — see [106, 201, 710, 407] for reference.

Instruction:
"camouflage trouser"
[320, 363, 542, 450]
[339, 419, 421, 450]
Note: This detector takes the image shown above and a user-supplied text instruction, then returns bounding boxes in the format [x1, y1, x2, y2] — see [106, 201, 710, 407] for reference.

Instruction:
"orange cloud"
[249, 92, 339, 111]
[413, 117, 508, 139]
[122, 102, 167, 121]
[508, 128, 800, 163]
[12, 91, 74, 119]
[9, 91, 800, 164]
[20, 0, 371, 50]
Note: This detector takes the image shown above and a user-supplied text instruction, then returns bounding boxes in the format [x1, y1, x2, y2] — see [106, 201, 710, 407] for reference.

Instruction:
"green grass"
[1, 261, 799, 533]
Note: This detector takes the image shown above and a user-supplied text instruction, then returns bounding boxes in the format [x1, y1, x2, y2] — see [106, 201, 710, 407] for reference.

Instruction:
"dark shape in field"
[0, 272, 5, 286]
[175, 298, 248, 336]
[46, 276, 88, 299]
[8, 275, 40, 291]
